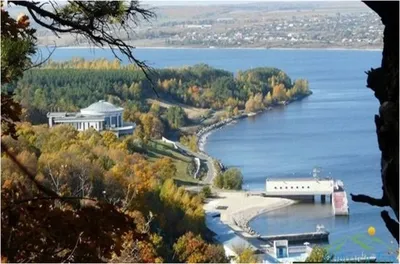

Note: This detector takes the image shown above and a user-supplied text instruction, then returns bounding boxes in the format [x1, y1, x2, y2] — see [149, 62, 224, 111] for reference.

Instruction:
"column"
[109, 116, 112, 127]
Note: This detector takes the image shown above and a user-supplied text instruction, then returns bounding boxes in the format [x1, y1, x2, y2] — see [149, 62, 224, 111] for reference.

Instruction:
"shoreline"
[197, 96, 310, 238]
[204, 191, 296, 238]
[39, 45, 382, 52]
[196, 95, 309, 158]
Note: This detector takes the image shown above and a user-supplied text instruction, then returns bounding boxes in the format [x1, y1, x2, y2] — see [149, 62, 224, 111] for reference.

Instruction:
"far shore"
[39, 45, 382, 52]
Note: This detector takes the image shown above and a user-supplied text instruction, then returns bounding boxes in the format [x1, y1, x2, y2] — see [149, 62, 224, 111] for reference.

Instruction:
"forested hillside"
[1, 123, 228, 262]
[3, 58, 311, 127]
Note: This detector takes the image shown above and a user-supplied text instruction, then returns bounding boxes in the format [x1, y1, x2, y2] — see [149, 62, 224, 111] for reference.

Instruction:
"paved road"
[175, 141, 216, 185]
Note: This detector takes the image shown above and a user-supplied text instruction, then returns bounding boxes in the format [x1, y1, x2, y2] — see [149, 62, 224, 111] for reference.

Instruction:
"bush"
[201, 186, 212, 198]
[213, 168, 243, 190]
[305, 246, 334, 262]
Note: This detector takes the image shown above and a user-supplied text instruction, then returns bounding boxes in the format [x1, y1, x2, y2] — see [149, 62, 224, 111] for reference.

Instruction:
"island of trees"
[4, 58, 312, 135]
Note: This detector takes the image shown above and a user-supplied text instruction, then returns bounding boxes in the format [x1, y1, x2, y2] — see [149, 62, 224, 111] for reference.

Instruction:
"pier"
[264, 177, 349, 215]
[259, 230, 330, 244]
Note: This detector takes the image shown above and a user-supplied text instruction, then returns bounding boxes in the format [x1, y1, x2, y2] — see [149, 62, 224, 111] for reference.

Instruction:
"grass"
[146, 140, 199, 184]
[147, 98, 210, 120]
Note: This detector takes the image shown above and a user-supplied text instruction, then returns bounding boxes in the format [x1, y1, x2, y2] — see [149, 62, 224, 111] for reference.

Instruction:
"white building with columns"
[47, 100, 135, 137]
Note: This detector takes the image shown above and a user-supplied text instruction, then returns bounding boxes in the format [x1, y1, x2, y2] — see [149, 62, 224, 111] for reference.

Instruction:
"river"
[42, 47, 397, 260]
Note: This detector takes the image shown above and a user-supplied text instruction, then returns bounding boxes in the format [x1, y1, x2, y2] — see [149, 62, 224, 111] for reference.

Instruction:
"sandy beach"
[204, 191, 296, 237]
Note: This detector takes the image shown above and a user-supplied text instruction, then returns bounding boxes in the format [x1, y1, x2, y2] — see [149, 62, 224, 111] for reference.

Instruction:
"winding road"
[174, 141, 216, 185]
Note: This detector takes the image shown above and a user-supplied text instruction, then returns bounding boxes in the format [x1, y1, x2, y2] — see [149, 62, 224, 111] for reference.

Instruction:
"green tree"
[150, 102, 161, 116]
[305, 246, 334, 263]
[213, 168, 243, 190]
[223, 168, 243, 190]
[233, 244, 260, 263]
[180, 135, 198, 152]
[201, 186, 212, 198]
[166, 106, 187, 129]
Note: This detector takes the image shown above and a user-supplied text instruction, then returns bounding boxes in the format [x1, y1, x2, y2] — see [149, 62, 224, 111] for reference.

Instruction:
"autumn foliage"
[1, 123, 227, 262]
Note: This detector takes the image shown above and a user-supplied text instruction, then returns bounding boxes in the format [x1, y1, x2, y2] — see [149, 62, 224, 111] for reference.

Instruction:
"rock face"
[351, 1, 399, 243]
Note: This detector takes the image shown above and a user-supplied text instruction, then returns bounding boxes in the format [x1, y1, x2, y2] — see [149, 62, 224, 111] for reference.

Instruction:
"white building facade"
[47, 100, 135, 137]
[265, 178, 334, 196]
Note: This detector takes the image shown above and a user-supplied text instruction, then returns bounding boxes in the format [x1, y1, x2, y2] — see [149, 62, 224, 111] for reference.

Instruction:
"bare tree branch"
[381, 211, 399, 243]
[350, 193, 390, 207]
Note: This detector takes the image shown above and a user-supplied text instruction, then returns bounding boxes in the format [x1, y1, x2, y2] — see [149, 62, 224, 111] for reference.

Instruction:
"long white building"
[47, 100, 135, 137]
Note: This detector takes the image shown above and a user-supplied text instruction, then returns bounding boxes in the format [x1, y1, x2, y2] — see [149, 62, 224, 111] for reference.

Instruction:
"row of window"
[273, 186, 310, 190]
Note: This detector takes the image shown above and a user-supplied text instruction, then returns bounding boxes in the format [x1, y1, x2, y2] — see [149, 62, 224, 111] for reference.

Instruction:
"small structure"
[265, 177, 334, 200]
[259, 227, 329, 244]
[274, 240, 289, 258]
[264, 239, 312, 263]
[47, 100, 135, 137]
[332, 180, 349, 215]
[265, 169, 349, 216]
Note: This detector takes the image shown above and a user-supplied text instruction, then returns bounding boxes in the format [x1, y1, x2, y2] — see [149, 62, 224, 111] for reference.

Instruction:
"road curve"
[174, 141, 216, 185]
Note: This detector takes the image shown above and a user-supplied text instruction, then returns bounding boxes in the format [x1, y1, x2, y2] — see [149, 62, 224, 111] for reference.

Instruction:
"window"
[307, 186, 310, 189]
[291, 186, 293, 189]
[280, 187, 282, 189]
[274, 187, 277, 189]
[296, 186, 299, 189]
[285, 187, 288, 189]
[302, 186, 304, 189]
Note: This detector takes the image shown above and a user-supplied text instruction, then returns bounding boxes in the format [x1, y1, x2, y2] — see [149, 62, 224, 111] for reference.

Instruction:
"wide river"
[44, 47, 397, 260]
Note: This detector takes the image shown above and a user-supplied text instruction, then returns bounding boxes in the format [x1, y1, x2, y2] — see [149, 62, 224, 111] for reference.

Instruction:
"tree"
[245, 96, 256, 113]
[1, 1, 155, 139]
[166, 106, 187, 129]
[213, 168, 243, 190]
[264, 92, 273, 106]
[305, 246, 334, 263]
[272, 84, 288, 102]
[232, 244, 259, 263]
[223, 168, 243, 190]
[180, 135, 198, 152]
[7, 1, 155, 69]
[213, 174, 224, 189]
[152, 157, 177, 179]
[173, 232, 228, 263]
[233, 106, 239, 116]
[1, 10, 35, 138]
[150, 102, 161, 116]
[139, 113, 164, 139]
[133, 124, 147, 144]
[200, 186, 212, 198]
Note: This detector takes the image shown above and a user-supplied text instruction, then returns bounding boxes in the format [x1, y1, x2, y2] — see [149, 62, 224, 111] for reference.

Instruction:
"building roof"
[266, 177, 333, 182]
[81, 100, 123, 113]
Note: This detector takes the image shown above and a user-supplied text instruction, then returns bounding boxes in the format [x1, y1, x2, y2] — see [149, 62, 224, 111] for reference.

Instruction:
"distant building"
[265, 178, 334, 196]
[47, 100, 135, 137]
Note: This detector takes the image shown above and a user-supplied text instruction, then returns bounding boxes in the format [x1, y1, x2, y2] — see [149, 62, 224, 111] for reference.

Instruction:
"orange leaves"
[16, 13, 30, 28]
[1, 182, 152, 263]
[272, 84, 288, 102]
[173, 232, 228, 263]
[152, 157, 177, 179]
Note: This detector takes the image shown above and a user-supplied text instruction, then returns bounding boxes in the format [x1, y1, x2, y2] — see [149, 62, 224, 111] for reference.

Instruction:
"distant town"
[161, 11, 383, 49]
[35, 2, 384, 49]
